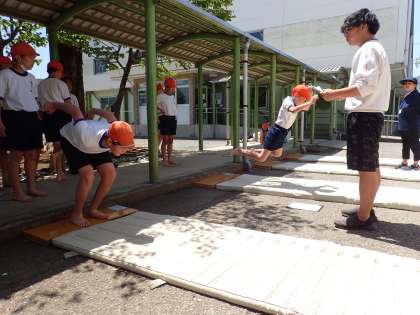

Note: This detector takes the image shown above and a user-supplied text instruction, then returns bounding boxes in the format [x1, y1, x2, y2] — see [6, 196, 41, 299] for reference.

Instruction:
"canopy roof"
[0, 0, 336, 84]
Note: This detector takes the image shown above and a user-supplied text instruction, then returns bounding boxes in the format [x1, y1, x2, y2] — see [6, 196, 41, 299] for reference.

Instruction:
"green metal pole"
[310, 75, 317, 144]
[145, 0, 158, 183]
[329, 82, 336, 139]
[197, 64, 204, 151]
[47, 27, 59, 60]
[212, 82, 216, 138]
[232, 37, 241, 162]
[254, 80, 259, 139]
[293, 66, 301, 148]
[270, 55, 277, 124]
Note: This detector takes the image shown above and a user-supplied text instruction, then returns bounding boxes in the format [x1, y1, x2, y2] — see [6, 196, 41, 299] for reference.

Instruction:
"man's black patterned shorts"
[347, 112, 384, 172]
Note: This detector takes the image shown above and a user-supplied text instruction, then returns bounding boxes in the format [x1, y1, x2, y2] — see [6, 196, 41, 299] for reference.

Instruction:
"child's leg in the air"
[232, 147, 272, 162]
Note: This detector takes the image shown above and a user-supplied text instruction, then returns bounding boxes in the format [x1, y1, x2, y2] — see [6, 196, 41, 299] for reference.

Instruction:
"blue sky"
[27, 2, 420, 78]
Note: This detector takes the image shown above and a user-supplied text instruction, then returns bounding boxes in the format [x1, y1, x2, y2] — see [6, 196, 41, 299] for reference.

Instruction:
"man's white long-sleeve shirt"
[345, 39, 391, 113]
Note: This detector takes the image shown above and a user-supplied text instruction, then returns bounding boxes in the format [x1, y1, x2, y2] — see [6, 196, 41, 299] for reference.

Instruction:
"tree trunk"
[58, 43, 86, 112]
[112, 48, 134, 120]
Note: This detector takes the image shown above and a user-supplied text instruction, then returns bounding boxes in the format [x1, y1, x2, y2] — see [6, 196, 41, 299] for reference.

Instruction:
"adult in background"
[395, 77, 420, 170]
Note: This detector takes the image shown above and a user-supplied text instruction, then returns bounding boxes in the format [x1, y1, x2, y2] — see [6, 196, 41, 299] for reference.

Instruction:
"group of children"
[0, 42, 134, 227]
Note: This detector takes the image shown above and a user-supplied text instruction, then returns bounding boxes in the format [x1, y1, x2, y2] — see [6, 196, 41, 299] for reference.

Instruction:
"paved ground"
[1, 139, 418, 315]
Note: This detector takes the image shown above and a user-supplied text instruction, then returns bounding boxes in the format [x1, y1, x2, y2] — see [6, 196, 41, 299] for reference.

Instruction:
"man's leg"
[408, 133, 420, 166]
[358, 169, 380, 221]
[401, 133, 410, 165]
[71, 165, 95, 227]
[24, 150, 47, 197]
[87, 162, 116, 219]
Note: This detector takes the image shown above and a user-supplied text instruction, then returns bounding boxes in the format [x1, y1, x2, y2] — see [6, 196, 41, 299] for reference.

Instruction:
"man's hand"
[43, 102, 56, 114]
[319, 89, 335, 102]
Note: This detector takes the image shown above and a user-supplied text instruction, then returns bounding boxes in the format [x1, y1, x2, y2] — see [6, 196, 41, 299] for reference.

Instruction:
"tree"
[0, 16, 47, 57]
[190, 0, 234, 21]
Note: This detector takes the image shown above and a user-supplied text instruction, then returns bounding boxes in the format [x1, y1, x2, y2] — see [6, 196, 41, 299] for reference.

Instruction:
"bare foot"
[168, 160, 177, 165]
[88, 209, 110, 220]
[70, 214, 91, 227]
[163, 160, 171, 167]
[231, 148, 242, 156]
[12, 193, 33, 202]
[28, 189, 48, 197]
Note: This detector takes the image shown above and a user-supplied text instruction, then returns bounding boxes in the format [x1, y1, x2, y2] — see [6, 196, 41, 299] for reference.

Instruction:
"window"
[250, 30, 264, 41]
[94, 59, 107, 74]
[100, 96, 116, 111]
[176, 79, 189, 104]
[138, 87, 147, 106]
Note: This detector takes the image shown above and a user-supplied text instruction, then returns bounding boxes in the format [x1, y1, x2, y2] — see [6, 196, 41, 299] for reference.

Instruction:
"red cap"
[292, 84, 312, 101]
[164, 77, 176, 89]
[0, 56, 12, 65]
[11, 42, 39, 57]
[47, 60, 64, 71]
[108, 121, 134, 147]
[157, 82, 164, 92]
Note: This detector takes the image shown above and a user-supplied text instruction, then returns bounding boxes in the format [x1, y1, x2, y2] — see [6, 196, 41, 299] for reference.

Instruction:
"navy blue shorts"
[263, 124, 289, 151]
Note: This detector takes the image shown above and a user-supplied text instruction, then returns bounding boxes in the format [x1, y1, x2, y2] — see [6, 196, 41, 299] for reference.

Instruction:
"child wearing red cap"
[44, 101, 134, 227]
[38, 60, 74, 182]
[156, 82, 164, 156]
[157, 77, 177, 166]
[0, 42, 47, 202]
[0, 56, 12, 193]
[233, 84, 318, 162]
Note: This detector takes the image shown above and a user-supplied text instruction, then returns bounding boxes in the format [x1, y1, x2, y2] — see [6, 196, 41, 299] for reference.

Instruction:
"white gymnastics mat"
[216, 174, 420, 212]
[53, 211, 420, 315]
[272, 161, 420, 182]
[286, 154, 401, 167]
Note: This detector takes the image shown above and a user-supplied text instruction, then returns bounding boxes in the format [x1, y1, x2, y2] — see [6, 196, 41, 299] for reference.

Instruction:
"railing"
[383, 114, 398, 137]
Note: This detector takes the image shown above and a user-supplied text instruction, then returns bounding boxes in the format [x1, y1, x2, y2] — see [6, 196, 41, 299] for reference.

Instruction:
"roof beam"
[157, 33, 235, 52]
[48, 0, 110, 31]
[200, 50, 274, 66]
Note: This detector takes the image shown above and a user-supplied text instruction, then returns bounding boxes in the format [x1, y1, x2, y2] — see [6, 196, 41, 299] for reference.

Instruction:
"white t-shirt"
[0, 68, 39, 112]
[60, 119, 110, 154]
[275, 96, 298, 129]
[37, 77, 71, 106]
[157, 93, 177, 116]
[70, 94, 79, 108]
[345, 39, 391, 113]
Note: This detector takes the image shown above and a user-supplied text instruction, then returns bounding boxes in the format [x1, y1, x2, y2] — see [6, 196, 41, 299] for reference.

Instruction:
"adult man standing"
[321, 8, 391, 230]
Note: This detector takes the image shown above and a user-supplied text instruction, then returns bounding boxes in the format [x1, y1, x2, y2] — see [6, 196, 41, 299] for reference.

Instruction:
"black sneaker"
[335, 214, 377, 231]
[341, 208, 378, 222]
[395, 163, 408, 169]
[409, 164, 419, 170]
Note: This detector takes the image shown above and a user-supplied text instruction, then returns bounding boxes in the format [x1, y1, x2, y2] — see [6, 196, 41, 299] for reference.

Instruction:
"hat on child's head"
[164, 77, 176, 89]
[108, 121, 134, 147]
[0, 56, 12, 64]
[11, 42, 39, 57]
[292, 84, 312, 101]
[47, 60, 64, 71]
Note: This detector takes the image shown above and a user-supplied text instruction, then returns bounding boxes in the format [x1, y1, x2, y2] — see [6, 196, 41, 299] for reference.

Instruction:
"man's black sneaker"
[341, 208, 378, 222]
[409, 164, 420, 170]
[335, 214, 377, 231]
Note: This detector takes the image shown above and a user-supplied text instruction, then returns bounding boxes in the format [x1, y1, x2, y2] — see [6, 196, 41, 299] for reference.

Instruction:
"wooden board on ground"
[192, 173, 240, 189]
[23, 206, 137, 244]
[283, 153, 302, 161]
